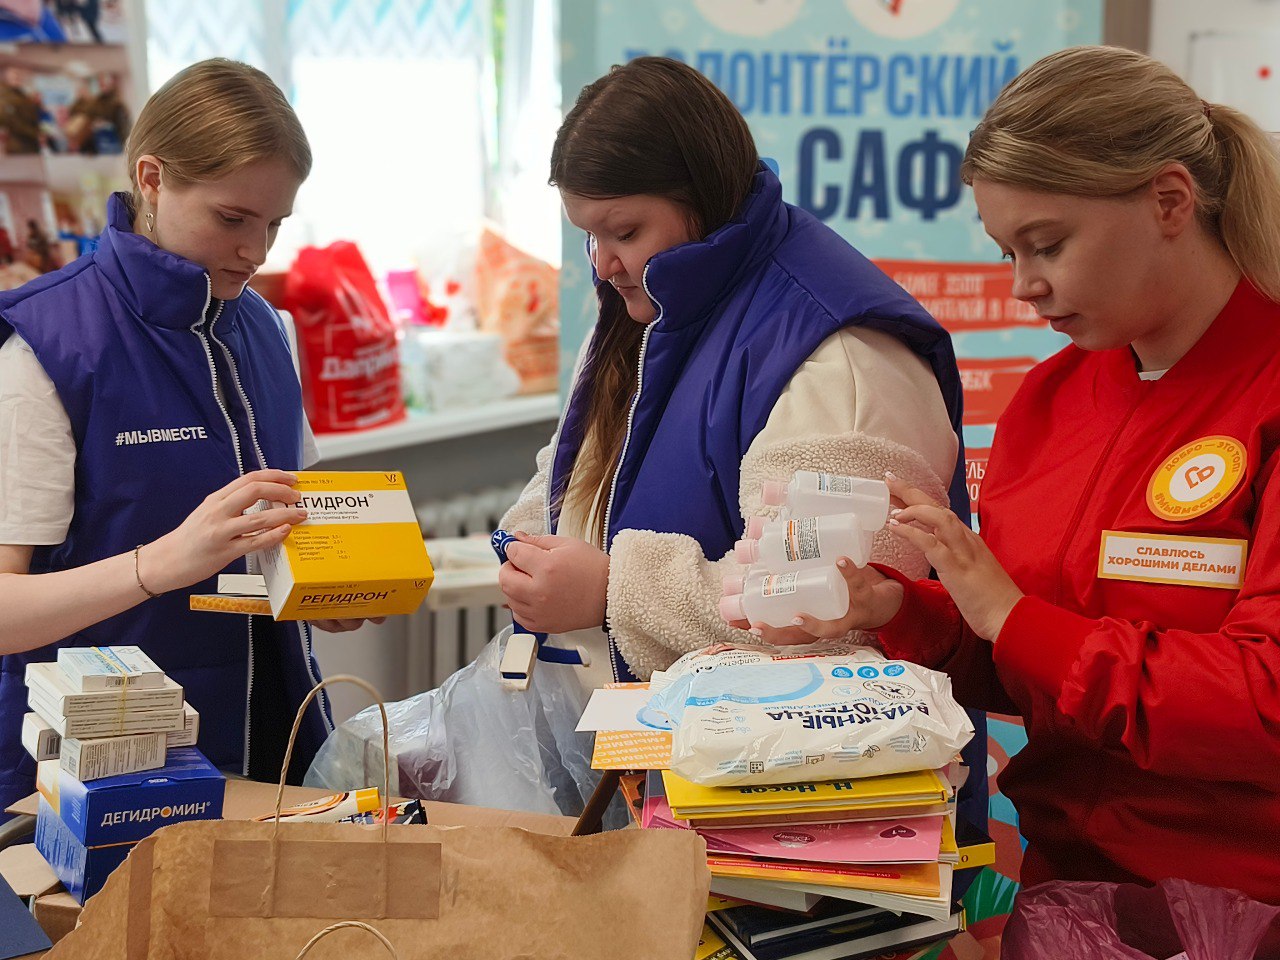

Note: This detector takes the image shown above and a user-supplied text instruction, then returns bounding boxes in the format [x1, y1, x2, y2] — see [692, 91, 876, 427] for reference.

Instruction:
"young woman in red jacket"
[761, 45, 1280, 902]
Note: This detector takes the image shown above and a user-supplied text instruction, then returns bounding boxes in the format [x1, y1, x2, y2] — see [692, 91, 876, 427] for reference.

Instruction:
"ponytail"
[1210, 105, 1280, 302]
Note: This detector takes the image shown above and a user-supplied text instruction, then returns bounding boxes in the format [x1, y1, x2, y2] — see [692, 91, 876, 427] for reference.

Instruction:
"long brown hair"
[127, 58, 311, 213]
[963, 45, 1280, 302]
[549, 57, 758, 541]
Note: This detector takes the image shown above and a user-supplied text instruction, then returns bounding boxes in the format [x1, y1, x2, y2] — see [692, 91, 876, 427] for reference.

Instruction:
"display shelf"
[0, 41, 130, 73]
[0, 156, 46, 185]
[314, 393, 560, 461]
[0, 154, 123, 187]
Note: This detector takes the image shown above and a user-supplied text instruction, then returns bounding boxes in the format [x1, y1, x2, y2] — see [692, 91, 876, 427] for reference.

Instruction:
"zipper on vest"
[190, 280, 245, 475]
[599, 263, 663, 683]
[207, 300, 267, 471]
[190, 276, 258, 774]
[299, 619, 333, 734]
[1050, 390, 1146, 606]
[208, 320, 268, 471]
[242, 614, 255, 775]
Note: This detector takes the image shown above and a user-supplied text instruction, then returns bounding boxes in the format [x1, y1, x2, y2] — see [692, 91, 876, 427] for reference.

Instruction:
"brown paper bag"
[47, 676, 709, 960]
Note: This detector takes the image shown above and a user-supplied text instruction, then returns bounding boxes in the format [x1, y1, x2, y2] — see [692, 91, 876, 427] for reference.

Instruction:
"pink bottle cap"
[721, 575, 745, 596]
[718, 594, 746, 623]
[734, 539, 759, 564]
[760, 481, 787, 506]
[746, 516, 766, 539]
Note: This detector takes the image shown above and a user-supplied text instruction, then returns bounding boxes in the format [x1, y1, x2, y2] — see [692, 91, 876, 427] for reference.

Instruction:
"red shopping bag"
[284, 242, 406, 433]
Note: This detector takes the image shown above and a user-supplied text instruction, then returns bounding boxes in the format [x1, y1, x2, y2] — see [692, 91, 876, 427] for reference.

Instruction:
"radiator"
[410, 482, 527, 690]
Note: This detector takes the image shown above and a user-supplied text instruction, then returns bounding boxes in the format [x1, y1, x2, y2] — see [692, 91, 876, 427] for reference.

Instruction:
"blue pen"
[491, 529, 585, 666]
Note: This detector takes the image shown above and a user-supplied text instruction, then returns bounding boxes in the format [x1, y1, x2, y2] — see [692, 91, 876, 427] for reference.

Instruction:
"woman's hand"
[736, 559, 906, 645]
[499, 532, 610, 634]
[885, 473, 1022, 642]
[138, 469, 306, 595]
[309, 618, 387, 633]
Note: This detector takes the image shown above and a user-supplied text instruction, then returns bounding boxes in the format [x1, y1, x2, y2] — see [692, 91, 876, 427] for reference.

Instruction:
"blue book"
[0, 871, 53, 958]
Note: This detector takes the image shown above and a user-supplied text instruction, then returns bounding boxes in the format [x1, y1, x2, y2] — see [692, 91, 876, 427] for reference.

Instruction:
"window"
[143, 0, 498, 275]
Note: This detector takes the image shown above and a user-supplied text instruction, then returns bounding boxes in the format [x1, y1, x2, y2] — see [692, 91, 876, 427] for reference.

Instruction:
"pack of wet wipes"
[645, 647, 972, 787]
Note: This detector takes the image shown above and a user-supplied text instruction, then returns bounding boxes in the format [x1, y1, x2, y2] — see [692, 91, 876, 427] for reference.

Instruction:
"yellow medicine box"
[252, 471, 434, 620]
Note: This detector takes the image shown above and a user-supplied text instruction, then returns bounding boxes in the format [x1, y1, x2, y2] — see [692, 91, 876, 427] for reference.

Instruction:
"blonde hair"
[127, 59, 311, 210]
[963, 45, 1280, 302]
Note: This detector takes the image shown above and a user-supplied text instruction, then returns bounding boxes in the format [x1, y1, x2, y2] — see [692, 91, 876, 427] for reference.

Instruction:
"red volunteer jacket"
[877, 279, 1280, 901]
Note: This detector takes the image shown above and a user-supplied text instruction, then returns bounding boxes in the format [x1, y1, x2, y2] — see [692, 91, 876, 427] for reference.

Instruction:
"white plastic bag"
[646, 646, 973, 787]
[305, 627, 621, 825]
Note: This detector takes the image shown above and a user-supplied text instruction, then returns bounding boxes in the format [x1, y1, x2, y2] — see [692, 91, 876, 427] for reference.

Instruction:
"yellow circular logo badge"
[1147, 436, 1247, 521]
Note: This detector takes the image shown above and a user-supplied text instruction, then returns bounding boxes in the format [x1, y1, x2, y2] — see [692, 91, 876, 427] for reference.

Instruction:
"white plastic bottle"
[735, 513, 874, 569]
[761, 471, 890, 530]
[718, 566, 850, 627]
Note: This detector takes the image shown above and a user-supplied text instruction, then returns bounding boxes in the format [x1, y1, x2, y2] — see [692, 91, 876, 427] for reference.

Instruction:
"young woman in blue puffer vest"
[0, 59, 356, 812]
[495, 56, 988, 834]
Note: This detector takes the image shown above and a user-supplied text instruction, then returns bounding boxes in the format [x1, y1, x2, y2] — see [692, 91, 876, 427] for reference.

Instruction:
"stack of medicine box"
[21, 647, 223, 903]
[21, 646, 199, 778]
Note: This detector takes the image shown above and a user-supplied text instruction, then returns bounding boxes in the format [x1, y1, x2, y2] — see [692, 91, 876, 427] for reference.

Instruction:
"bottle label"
[784, 517, 822, 562]
[760, 573, 798, 598]
[816, 473, 855, 496]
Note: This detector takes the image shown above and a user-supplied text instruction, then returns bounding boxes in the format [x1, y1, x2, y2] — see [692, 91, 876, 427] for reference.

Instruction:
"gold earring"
[144, 211, 155, 234]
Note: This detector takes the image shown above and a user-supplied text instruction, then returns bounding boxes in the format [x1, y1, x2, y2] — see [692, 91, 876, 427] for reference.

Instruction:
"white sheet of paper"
[575, 688, 654, 732]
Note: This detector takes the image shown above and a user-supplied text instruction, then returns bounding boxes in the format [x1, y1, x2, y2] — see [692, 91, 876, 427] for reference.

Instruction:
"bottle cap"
[746, 516, 766, 539]
[760, 481, 787, 506]
[718, 594, 746, 623]
[721, 575, 745, 596]
[734, 539, 759, 564]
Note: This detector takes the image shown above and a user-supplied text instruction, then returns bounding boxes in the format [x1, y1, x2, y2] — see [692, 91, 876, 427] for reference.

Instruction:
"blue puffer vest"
[550, 167, 987, 832]
[0, 193, 331, 811]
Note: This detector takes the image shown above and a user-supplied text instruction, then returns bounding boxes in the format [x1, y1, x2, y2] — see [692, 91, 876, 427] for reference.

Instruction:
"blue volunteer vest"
[550, 167, 987, 833]
[0, 193, 331, 811]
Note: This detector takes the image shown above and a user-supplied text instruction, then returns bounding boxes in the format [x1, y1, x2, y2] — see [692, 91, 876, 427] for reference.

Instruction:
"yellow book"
[662, 767, 951, 818]
[251, 471, 434, 620]
[695, 921, 742, 960]
[940, 817, 957, 862]
[954, 830, 997, 870]
[706, 856, 943, 898]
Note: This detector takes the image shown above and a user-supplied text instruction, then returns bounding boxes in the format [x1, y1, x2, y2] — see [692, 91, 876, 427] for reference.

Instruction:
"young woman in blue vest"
[0, 59, 342, 812]
[495, 56, 987, 832]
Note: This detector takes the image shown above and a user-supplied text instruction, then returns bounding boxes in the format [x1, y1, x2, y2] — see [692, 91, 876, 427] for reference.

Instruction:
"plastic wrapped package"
[646, 645, 973, 787]
[304, 628, 625, 828]
[1002, 878, 1280, 960]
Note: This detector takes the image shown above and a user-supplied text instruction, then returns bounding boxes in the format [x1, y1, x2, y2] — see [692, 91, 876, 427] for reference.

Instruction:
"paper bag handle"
[295, 921, 399, 959]
[276, 674, 392, 842]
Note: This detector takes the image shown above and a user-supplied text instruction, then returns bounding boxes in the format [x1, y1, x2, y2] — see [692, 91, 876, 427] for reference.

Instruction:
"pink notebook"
[645, 794, 943, 864]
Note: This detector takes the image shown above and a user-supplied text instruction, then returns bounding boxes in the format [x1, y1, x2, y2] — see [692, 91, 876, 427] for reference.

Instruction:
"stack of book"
[625, 765, 992, 960]
[21, 646, 199, 781]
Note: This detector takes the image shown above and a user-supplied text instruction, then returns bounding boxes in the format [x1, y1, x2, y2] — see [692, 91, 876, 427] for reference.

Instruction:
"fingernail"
[791, 617, 804, 627]
[889, 508, 902, 518]
[888, 517, 901, 526]
[884, 471, 898, 480]
[837, 558, 848, 569]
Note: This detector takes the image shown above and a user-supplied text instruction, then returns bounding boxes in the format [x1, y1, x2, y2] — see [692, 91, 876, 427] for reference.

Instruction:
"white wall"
[1151, 0, 1280, 128]
[1150, 0, 1280, 77]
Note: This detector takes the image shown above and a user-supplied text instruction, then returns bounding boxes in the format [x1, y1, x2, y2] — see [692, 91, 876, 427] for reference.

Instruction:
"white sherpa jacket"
[500, 325, 958, 690]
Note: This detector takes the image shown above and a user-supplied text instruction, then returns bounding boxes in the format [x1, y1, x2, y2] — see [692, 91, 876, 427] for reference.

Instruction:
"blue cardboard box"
[34, 798, 133, 904]
[37, 746, 225, 846]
